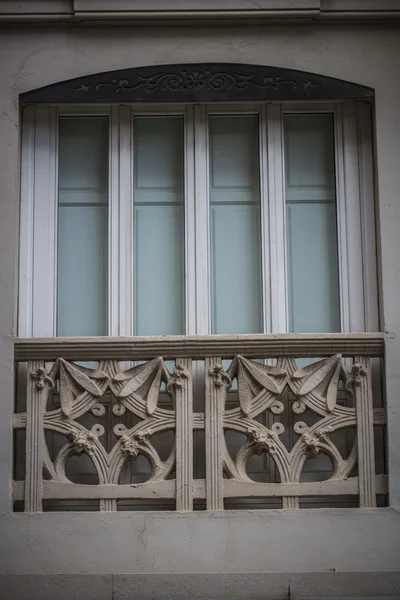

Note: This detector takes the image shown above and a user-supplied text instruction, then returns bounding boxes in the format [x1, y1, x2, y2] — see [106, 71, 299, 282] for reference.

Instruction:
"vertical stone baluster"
[174, 358, 193, 511]
[101, 498, 116, 512]
[25, 360, 49, 512]
[205, 357, 226, 511]
[353, 356, 376, 507]
[283, 496, 299, 510]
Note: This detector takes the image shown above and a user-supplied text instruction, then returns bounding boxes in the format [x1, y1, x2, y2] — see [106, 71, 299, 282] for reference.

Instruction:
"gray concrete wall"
[2, 509, 400, 573]
[1, 23, 400, 597]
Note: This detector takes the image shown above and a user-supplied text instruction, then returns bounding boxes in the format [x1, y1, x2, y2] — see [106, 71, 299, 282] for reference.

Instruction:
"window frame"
[18, 99, 379, 338]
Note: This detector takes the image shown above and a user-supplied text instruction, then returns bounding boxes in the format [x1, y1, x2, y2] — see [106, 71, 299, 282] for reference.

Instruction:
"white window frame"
[18, 100, 379, 338]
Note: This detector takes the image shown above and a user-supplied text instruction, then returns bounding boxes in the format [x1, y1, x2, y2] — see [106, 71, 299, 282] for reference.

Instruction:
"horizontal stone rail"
[14, 332, 385, 361]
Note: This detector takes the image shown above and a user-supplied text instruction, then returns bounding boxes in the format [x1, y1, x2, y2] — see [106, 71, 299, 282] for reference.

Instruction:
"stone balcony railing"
[13, 333, 386, 512]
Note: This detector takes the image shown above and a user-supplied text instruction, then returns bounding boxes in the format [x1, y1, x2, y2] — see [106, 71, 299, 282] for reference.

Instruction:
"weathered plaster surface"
[2, 509, 400, 574]
[0, 23, 400, 593]
[1, 572, 400, 600]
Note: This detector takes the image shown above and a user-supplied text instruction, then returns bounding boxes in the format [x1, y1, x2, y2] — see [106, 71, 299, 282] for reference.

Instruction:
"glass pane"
[133, 116, 184, 335]
[209, 115, 262, 334]
[284, 114, 340, 333]
[57, 117, 109, 336]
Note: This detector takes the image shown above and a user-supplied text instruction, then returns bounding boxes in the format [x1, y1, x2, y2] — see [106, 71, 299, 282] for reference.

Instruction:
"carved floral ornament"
[301, 427, 333, 458]
[209, 363, 232, 389]
[166, 364, 189, 392]
[350, 362, 368, 386]
[119, 429, 153, 459]
[247, 423, 284, 456]
[31, 367, 54, 391]
[68, 430, 96, 456]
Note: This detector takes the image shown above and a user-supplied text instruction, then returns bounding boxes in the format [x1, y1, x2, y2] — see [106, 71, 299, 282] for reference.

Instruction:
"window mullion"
[31, 105, 58, 337]
[109, 106, 120, 335]
[357, 100, 379, 332]
[336, 100, 365, 332]
[266, 103, 287, 333]
[193, 104, 210, 335]
[185, 105, 196, 335]
[109, 106, 133, 337]
[260, 104, 271, 334]
[19, 105, 35, 337]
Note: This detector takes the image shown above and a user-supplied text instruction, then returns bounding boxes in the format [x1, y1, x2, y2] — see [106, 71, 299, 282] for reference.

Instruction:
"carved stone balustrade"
[13, 333, 386, 512]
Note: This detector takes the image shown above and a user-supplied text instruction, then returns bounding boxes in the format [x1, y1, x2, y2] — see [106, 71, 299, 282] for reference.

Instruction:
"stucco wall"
[1, 23, 400, 597]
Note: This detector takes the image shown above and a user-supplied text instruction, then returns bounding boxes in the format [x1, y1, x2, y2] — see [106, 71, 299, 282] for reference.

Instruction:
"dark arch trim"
[21, 63, 374, 103]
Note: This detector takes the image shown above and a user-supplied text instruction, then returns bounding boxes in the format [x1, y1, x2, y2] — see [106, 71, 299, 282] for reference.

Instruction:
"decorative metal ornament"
[21, 63, 374, 103]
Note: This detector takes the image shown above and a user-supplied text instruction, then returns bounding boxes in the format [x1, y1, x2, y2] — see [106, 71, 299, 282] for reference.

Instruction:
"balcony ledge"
[14, 332, 385, 361]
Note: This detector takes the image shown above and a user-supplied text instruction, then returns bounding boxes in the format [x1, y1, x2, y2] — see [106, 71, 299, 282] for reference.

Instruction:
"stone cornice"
[1, 0, 400, 23]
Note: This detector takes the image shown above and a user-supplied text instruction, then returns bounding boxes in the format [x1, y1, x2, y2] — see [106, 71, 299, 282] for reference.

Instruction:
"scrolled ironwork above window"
[20, 63, 374, 103]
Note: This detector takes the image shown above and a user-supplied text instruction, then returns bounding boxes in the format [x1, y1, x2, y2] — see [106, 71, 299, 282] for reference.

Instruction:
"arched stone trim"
[20, 63, 373, 103]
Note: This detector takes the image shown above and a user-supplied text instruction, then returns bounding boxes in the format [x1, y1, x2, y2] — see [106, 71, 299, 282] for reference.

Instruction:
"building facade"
[1, 1, 400, 598]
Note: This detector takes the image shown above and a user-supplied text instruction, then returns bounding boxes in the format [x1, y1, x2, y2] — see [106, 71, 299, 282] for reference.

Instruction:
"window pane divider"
[185, 105, 196, 335]
[260, 104, 271, 334]
[110, 105, 133, 337]
[194, 104, 210, 335]
[109, 106, 120, 336]
[336, 100, 365, 332]
[266, 103, 287, 333]
[19, 105, 35, 337]
[357, 100, 380, 332]
[33, 105, 58, 337]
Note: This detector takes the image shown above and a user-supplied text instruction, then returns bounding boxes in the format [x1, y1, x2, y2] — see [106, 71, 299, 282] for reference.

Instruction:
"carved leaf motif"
[145, 367, 162, 415]
[70, 364, 109, 380]
[114, 357, 163, 415]
[58, 359, 103, 417]
[236, 356, 287, 415]
[293, 354, 342, 412]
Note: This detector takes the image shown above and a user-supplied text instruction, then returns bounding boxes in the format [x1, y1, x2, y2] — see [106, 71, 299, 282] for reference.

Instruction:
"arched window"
[19, 64, 379, 339]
